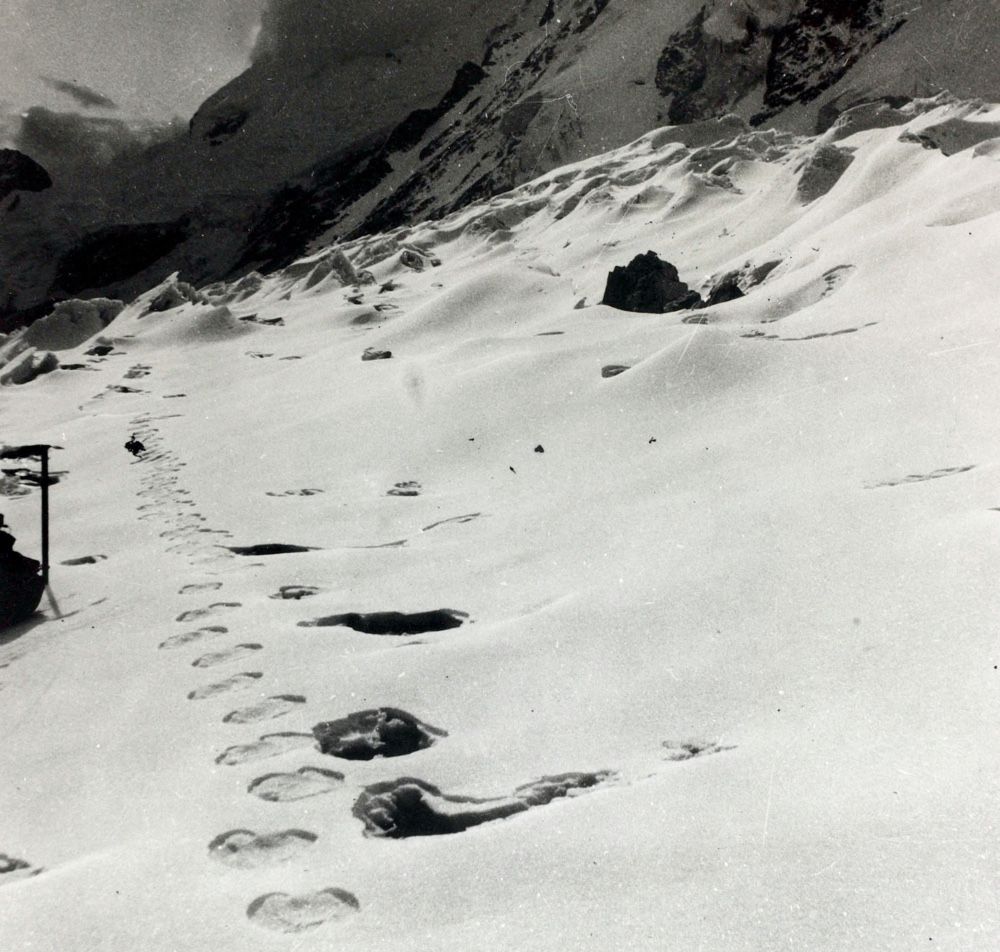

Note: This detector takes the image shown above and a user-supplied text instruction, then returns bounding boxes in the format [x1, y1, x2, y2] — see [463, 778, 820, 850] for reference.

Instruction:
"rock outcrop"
[601, 252, 701, 314]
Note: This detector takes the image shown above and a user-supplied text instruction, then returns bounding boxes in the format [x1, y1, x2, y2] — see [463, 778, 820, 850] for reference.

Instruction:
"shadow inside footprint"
[661, 740, 733, 762]
[175, 602, 241, 623]
[224, 695, 306, 724]
[270, 585, 319, 600]
[216, 732, 314, 766]
[298, 609, 468, 635]
[1, 852, 41, 883]
[312, 708, 446, 760]
[226, 543, 319, 556]
[188, 671, 262, 700]
[159, 625, 228, 650]
[192, 643, 262, 668]
[353, 771, 613, 839]
[208, 828, 317, 869]
[248, 766, 345, 802]
[247, 887, 359, 934]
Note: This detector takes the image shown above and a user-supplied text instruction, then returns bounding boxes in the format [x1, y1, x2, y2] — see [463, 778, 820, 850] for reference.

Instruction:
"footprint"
[175, 602, 241, 623]
[353, 771, 614, 838]
[247, 887, 360, 934]
[265, 488, 324, 497]
[224, 695, 306, 724]
[867, 464, 975, 489]
[387, 481, 420, 497]
[188, 672, 263, 700]
[312, 708, 447, 760]
[421, 513, 481, 532]
[248, 767, 345, 802]
[226, 544, 318, 556]
[179, 582, 223, 595]
[298, 609, 468, 635]
[661, 740, 733, 762]
[192, 644, 262, 668]
[269, 585, 319, 600]
[159, 625, 228, 650]
[208, 829, 317, 869]
[216, 732, 314, 766]
[1, 852, 41, 884]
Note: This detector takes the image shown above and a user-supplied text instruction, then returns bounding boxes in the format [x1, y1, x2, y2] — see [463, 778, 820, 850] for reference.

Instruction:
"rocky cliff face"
[1, 0, 994, 329]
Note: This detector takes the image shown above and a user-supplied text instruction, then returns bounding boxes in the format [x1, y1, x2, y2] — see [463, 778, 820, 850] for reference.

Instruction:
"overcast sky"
[0, 0, 266, 120]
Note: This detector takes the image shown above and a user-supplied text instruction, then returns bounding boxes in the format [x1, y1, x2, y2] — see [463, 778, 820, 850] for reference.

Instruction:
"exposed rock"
[601, 251, 701, 314]
[698, 271, 744, 308]
[362, 347, 393, 361]
[53, 219, 189, 297]
[0, 150, 52, 200]
[0, 347, 59, 385]
[601, 364, 630, 378]
[145, 278, 204, 314]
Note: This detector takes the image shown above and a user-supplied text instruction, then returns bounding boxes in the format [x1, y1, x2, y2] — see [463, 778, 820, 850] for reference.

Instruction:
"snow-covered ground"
[2, 98, 1000, 950]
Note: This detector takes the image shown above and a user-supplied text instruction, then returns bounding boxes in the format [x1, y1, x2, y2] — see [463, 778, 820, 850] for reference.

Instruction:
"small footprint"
[224, 695, 306, 724]
[188, 672, 263, 700]
[247, 887, 360, 933]
[208, 829, 316, 869]
[179, 582, 223, 595]
[176, 602, 241, 623]
[159, 625, 228, 650]
[192, 643, 262, 668]
[387, 481, 420, 497]
[248, 767, 345, 802]
[1, 852, 41, 885]
[661, 740, 733, 762]
[216, 732, 314, 766]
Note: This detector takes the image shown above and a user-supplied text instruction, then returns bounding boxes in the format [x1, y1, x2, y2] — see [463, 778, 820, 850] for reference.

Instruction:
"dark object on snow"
[362, 347, 392, 361]
[0, 514, 44, 630]
[601, 251, 701, 313]
[124, 434, 145, 457]
[313, 707, 446, 760]
[299, 609, 468, 635]
[602, 364, 630, 378]
[534, 445, 544, 453]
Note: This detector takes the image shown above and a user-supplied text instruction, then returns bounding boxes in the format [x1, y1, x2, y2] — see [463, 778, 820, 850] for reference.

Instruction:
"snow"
[2, 100, 1000, 949]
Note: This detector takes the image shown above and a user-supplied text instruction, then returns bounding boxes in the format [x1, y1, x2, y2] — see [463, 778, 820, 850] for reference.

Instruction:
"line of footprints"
[163, 588, 732, 934]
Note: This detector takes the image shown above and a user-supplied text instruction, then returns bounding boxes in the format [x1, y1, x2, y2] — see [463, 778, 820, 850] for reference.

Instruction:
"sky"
[0, 0, 266, 121]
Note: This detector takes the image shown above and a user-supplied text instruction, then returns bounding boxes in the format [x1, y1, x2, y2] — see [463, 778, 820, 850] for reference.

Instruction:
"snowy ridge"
[2, 98, 1000, 949]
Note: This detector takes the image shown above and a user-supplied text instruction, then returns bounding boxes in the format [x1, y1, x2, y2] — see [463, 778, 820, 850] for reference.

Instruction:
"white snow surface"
[2, 100, 1000, 949]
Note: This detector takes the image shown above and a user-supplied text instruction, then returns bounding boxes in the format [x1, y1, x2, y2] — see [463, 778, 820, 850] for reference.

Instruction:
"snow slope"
[2, 98, 1000, 950]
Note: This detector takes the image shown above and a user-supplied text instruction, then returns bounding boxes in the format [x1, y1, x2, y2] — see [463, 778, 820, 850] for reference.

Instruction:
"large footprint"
[248, 767, 345, 802]
[247, 888, 360, 933]
[208, 829, 316, 869]
[192, 644, 262, 668]
[188, 672, 263, 700]
[216, 732, 314, 766]
[354, 771, 614, 838]
[223, 695, 306, 724]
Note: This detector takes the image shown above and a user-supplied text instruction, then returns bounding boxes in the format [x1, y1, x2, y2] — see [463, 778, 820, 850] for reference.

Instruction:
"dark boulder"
[698, 271, 745, 308]
[0, 150, 52, 201]
[601, 251, 701, 313]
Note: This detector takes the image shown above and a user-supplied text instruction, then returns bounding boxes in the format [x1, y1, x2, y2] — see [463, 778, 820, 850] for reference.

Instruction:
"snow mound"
[23, 298, 124, 351]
